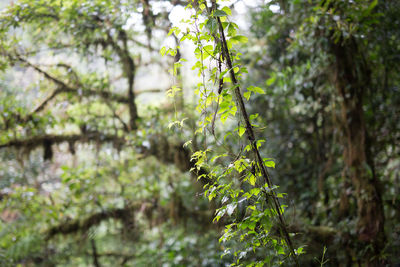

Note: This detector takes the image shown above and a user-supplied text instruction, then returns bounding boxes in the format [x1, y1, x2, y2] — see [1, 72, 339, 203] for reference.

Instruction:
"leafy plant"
[162, 1, 300, 265]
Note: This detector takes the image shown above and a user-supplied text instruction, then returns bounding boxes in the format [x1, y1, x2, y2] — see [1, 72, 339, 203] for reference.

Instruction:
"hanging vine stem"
[207, 1, 299, 265]
[163, 0, 301, 264]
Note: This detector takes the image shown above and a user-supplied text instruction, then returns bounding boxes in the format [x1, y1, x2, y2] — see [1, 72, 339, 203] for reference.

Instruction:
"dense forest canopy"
[0, 0, 399, 266]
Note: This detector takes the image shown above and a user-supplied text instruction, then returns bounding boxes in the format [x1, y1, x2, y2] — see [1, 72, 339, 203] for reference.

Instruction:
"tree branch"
[46, 206, 134, 240]
[91, 239, 101, 267]
[16, 55, 130, 103]
[0, 132, 125, 150]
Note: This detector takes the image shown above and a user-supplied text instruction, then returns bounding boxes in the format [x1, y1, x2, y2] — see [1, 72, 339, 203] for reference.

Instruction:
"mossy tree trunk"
[331, 37, 385, 265]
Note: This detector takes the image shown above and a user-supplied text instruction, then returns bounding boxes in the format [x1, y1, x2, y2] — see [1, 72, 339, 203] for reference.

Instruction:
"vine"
[162, 1, 300, 265]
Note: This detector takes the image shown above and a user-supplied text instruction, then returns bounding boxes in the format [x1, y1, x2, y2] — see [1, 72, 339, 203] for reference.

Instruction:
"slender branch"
[105, 101, 130, 132]
[131, 38, 156, 51]
[134, 88, 162, 94]
[0, 132, 125, 150]
[30, 87, 161, 117]
[104, 29, 138, 130]
[3, 55, 161, 129]
[45, 206, 134, 240]
[85, 251, 135, 265]
[15, 55, 130, 103]
[140, 0, 155, 46]
[91, 239, 101, 267]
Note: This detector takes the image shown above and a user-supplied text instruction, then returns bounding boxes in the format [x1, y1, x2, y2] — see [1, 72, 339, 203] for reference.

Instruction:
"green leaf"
[221, 6, 232, 16]
[265, 160, 275, 168]
[249, 174, 256, 186]
[214, 10, 227, 17]
[238, 125, 246, 137]
[168, 121, 180, 129]
[247, 86, 265, 94]
[168, 26, 180, 36]
[224, 131, 232, 141]
[249, 113, 259, 120]
[206, 18, 217, 33]
[203, 45, 214, 58]
[234, 159, 248, 172]
[183, 140, 192, 148]
[230, 35, 248, 44]
[250, 188, 261, 196]
[266, 74, 276, 86]
[248, 221, 256, 230]
[363, 0, 378, 16]
[256, 140, 265, 149]
[244, 91, 251, 100]
[227, 23, 237, 36]
[278, 246, 285, 255]
[160, 46, 166, 56]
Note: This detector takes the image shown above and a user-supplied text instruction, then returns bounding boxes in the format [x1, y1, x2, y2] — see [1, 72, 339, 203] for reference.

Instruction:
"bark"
[140, 0, 155, 44]
[126, 58, 138, 130]
[116, 32, 138, 130]
[330, 37, 385, 264]
[105, 29, 138, 130]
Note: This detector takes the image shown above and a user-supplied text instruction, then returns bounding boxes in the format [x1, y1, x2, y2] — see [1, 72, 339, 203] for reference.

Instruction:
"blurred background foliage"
[0, 0, 399, 266]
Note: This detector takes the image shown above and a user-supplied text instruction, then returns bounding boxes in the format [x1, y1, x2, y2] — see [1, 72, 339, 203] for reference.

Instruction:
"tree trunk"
[330, 37, 385, 265]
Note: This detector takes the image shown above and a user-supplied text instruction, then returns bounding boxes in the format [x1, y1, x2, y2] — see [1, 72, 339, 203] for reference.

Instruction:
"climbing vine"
[162, 0, 301, 266]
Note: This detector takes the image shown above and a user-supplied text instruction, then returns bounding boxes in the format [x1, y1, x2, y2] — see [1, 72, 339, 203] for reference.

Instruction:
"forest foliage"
[0, 0, 399, 266]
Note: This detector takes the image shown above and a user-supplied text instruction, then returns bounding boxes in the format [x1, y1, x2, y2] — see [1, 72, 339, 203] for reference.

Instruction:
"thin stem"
[213, 10, 299, 267]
